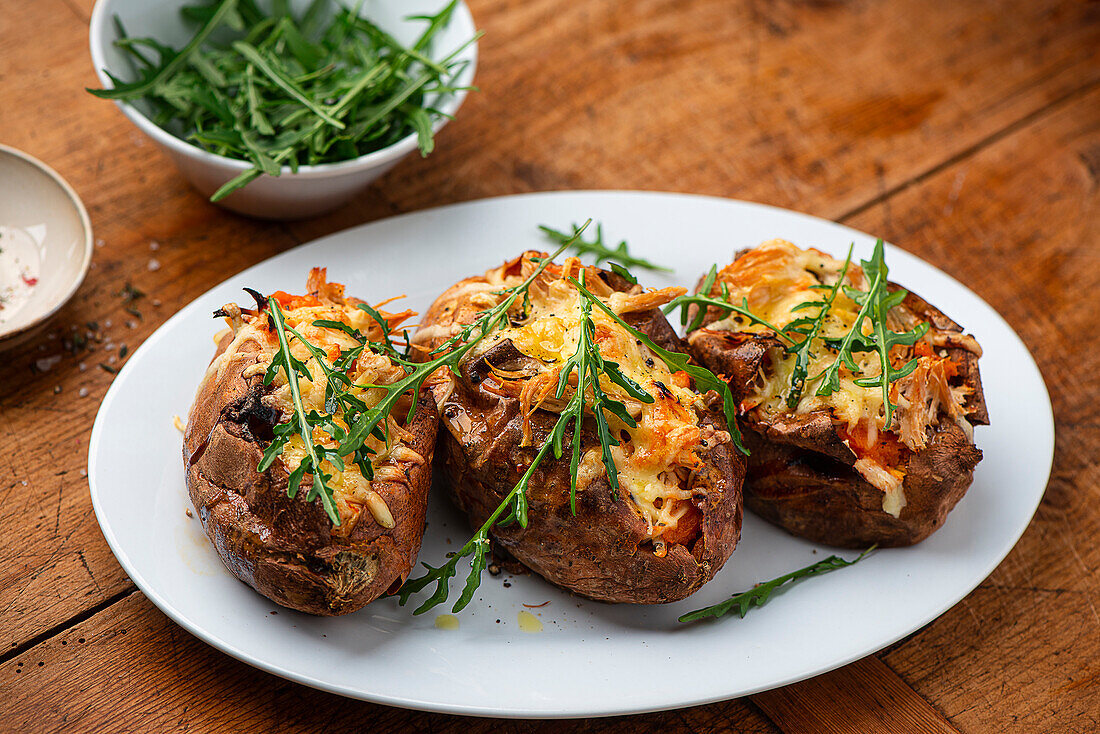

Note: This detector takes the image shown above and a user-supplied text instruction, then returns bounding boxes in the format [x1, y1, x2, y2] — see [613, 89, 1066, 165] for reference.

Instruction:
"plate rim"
[88, 190, 1055, 718]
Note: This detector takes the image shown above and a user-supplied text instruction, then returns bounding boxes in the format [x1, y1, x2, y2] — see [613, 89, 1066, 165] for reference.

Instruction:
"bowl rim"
[0, 144, 94, 343]
[87, 0, 478, 179]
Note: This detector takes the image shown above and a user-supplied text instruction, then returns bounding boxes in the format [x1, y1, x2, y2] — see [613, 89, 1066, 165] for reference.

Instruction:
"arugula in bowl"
[89, 0, 479, 201]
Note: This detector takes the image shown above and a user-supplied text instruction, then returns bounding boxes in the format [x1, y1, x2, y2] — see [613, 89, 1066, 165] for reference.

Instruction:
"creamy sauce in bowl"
[0, 144, 93, 348]
[0, 225, 43, 326]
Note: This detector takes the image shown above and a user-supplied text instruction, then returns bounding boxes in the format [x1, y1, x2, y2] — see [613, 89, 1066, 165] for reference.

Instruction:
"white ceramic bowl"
[0, 145, 94, 352]
[88, 0, 477, 219]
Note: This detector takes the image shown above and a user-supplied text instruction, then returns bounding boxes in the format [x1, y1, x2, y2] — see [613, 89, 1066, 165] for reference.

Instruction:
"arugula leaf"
[570, 277, 747, 455]
[684, 265, 718, 331]
[672, 241, 929, 424]
[812, 240, 929, 424]
[663, 291, 792, 344]
[546, 271, 652, 512]
[540, 223, 673, 273]
[260, 296, 341, 525]
[232, 41, 344, 129]
[398, 437, 559, 614]
[89, 0, 241, 100]
[782, 245, 852, 409]
[679, 547, 876, 623]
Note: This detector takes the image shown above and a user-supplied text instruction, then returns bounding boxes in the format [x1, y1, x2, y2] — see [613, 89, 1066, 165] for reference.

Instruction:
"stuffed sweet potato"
[184, 269, 438, 615]
[414, 252, 745, 604]
[685, 240, 988, 547]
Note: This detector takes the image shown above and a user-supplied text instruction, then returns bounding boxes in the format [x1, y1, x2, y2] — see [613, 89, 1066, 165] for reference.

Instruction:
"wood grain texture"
[0, 0, 1097, 730]
[288, 0, 1100, 244]
[0, 0, 316, 647]
[0, 592, 779, 734]
[845, 86, 1100, 734]
[752, 657, 960, 734]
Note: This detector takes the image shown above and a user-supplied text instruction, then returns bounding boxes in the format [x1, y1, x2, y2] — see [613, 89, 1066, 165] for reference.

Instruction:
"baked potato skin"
[740, 420, 981, 547]
[421, 263, 745, 604]
[184, 323, 439, 616]
[688, 282, 988, 548]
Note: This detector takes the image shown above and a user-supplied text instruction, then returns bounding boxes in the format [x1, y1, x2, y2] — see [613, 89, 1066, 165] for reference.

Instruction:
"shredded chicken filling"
[699, 240, 977, 515]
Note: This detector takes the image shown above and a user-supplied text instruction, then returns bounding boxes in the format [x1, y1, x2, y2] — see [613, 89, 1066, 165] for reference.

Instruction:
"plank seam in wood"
[0, 586, 137, 665]
[746, 696, 785, 733]
[749, 656, 962, 734]
[873, 656, 962, 734]
[837, 77, 1100, 225]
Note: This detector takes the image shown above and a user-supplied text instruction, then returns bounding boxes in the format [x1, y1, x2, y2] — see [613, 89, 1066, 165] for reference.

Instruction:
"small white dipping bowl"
[0, 146, 94, 352]
[89, 0, 478, 219]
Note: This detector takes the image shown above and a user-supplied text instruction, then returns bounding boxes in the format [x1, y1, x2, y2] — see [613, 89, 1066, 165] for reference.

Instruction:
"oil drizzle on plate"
[175, 514, 224, 577]
[517, 610, 543, 633]
[435, 614, 459, 630]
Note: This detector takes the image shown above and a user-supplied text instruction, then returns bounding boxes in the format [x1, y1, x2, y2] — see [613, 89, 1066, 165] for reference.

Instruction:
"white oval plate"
[88, 191, 1053, 718]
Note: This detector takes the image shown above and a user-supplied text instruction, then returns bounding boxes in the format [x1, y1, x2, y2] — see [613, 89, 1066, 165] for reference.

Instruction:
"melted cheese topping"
[212, 274, 421, 534]
[465, 255, 722, 547]
[707, 240, 882, 426]
[701, 240, 973, 516]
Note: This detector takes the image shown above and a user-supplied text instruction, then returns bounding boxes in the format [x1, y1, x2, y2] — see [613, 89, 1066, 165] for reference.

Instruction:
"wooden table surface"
[2, 0, 1098, 731]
